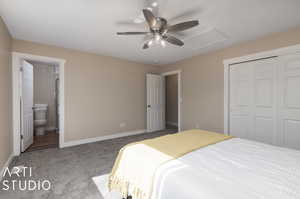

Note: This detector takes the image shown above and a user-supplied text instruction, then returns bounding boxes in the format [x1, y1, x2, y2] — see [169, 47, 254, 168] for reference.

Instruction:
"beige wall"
[30, 61, 58, 130]
[0, 17, 12, 169]
[9, 24, 300, 146]
[13, 39, 159, 142]
[166, 74, 178, 125]
[159, 27, 300, 133]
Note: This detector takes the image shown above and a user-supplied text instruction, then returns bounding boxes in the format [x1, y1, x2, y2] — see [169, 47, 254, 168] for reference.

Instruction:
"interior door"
[21, 61, 34, 152]
[147, 74, 165, 132]
[229, 58, 277, 145]
[229, 62, 254, 140]
[252, 59, 278, 145]
[277, 54, 300, 150]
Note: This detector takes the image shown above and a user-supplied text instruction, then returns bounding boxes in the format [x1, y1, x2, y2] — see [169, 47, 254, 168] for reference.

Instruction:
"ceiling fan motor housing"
[151, 17, 167, 33]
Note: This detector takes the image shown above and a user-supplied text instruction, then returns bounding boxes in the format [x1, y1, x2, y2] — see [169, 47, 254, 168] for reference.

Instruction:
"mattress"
[151, 138, 300, 199]
[108, 130, 231, 199]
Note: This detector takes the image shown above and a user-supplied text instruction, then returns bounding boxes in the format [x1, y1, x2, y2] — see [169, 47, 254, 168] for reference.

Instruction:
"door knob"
[147, 105, 151, 108]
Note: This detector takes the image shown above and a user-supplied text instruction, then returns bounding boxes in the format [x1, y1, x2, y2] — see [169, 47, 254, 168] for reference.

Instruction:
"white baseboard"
[0, 154, 14, 182]
[166, 121, 178, 127]
[61, 129, 147, 148]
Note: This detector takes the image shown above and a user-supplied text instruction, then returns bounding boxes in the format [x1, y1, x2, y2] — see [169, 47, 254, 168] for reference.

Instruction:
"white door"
[229, 62, 254, 140]
[229, 58, 278, 145]
[147, 74, 165, 132]
[252, 59, 278, 145]
[277, 54, 300, 150]
[21, 61, 34, 152]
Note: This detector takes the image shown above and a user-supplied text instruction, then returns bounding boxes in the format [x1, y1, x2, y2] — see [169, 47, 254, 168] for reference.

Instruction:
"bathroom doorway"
[21, 60, 60, 152]
[12, 53, 65, 155]
[20, 60, 60, 152]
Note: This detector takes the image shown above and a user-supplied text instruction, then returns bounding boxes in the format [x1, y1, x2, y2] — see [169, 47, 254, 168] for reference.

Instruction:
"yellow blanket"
[108, 129, 232, 199]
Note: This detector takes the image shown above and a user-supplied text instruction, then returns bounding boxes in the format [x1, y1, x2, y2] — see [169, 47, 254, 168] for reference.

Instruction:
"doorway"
[165, 74, 179, 131]
[12, 53, 65, 156]
[22, 60, 60, 152]
[146, 70, 181, 133]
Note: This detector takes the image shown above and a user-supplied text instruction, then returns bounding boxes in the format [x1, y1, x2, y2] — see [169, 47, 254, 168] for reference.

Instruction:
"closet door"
[229, 58, 277, 144]
[277, 54, 300, 150]
[229, 62, 254, 140]
[252, 59, 277, 145]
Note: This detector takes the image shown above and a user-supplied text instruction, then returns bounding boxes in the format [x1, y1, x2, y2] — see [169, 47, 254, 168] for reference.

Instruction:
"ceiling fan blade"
[164, 35, 184, 46]
[143, 9, 157, 28]
[167, 20, 199, 32]
[117, 32, 149, 35]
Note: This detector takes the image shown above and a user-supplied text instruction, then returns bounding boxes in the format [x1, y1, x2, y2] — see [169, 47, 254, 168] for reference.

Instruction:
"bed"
[102, 129, 300, 199]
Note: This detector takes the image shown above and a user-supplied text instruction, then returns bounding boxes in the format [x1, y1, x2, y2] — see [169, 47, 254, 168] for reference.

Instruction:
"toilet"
[33, 104, 48, 136]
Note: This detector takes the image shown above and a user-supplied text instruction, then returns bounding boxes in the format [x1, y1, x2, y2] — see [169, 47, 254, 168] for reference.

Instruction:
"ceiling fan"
[117, 9, 199, 49]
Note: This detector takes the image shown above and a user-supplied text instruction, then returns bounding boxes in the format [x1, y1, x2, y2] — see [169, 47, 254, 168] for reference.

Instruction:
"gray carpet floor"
[0, 130, 176, 199]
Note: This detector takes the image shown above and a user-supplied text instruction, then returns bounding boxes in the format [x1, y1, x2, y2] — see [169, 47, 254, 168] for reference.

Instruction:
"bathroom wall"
[166, 74, 178, 126]
[30, 61, 58, 131]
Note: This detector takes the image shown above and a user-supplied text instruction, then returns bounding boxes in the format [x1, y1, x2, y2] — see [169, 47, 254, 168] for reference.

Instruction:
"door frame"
[12, 52, 66, 156]
[161, 70, 182, 132]
[223, 44, 300, 136]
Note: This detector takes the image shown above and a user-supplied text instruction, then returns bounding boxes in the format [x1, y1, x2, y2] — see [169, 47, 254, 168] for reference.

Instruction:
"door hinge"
[20, 134, 24, 140]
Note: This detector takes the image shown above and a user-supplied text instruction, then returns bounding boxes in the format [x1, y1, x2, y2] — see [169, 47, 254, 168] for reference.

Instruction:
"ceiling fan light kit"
[117, 8, 199, 49]
[151, 2, 158, 7]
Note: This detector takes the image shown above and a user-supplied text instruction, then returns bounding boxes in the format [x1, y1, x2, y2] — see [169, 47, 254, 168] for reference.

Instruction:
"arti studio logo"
[1, 166, 51, 191]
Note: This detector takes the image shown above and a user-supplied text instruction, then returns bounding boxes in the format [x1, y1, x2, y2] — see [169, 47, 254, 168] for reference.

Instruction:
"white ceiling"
[1, 0, 300, 65]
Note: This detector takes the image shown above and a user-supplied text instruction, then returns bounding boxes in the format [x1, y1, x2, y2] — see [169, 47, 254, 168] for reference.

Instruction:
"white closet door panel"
[283, 120, 300, 149]
[230, 115, 252, 139]
[229, 63, 254, 139]
[286, 77, 300, 107]
[278, 54, 300, 150]
[254, 117, 274, 144]
[253, 59, 277, 145]
[229, 58, 277, 145]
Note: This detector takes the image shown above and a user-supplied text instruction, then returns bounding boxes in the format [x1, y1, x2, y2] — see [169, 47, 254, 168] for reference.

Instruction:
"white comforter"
[151, 138, 300, 199]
